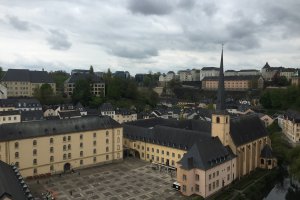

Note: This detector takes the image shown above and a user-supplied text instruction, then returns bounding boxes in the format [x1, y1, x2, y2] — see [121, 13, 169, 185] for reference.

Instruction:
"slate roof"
[58, 110, 81, 119]
[0, 161, 32, 200]
[202, 75, 260, 81]
[21, 110, 44, 121]
[284, 110, 300, 123]
[260, 144, 274, 158]
[230, 114, 268, 146]
[0, 98, 41, 109]
[201, 67, 219, 71]
[115, 108, 136, 115]
[0, 116, 121, 141]
[123, 124, 211, 150]
[263, 62, 271, 69]
[125, 118, 211, 133]
[65, 73, 103, 83]
[0, 110, 20, 116]
[100, 103, 114, 112]
[178, 138, 236, 170]
[1, 69, 53, 83]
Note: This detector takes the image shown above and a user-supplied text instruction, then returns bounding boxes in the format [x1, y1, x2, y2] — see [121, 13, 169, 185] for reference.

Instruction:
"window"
[68, 153, 71, 159]
[183, 185, 186, 192]
[93, 157, 97, 163]
[213, 182, 215, 189]
[142, 153, 144, 158]
[117, 130, 120, 135]
[93, 141, 97, 146]
[33, 149, 37, 156]
[15, 162, 19, 168]
[117, 145, 120, 150]
[268, 159, 272, 165]
[50, 165, 54, 171]
[152, 148, 154, 152]
[106, 139, 109, 144]
[216, 171, 219, 176]
[147, 154, 149, 159]
[213, 172, 215, 178]
[33, 168, 37, 174]
[63, 154, 67, 160]
[80, 142, 83, 148]
[195, 174, 199, 181]
[171, 160, 175, 166]
[161, 150, 164, 155]
[227, 166, 230, 172]
[33, 159, 37, 165]
[172, 153, 175, 157]
[50, 156, 54, 162]
[161, 158, 164, 163]
[63, 145, 67, 151]
[93, 149, 97, 154]
[68, 144, 71, 150]
[15, 152, 19, 158]
[50, 138, 54, 144]
[227, 174, 230, 181]
[195, 184, 199, 192]
[166, 151, 169, 156]
[142, 146, 144, 150]
[156, 156, 159, 162]
[117, 137, 120, 143]
[106, 155, 109, 160]
[33, 140, 37, 146]
[137, 145, 140, 149]
[106, 131, 109, 136]
[80, 160, 83, 165]
[63, 136, 66, 142]
[80, 134, 83, 140]
[209, 174, 211, 180]
[178, 154, 181, 159]
[50, 147, 54, 153]
[80, 151, 83, 157]
[216, 117, 220, 123]
[14, 142, 19, 149]
[93, 132, 96, 138]
[216, 180, 219, 187]
[68, 136, 71, 141]
[183, 174, 187, 181]
[156, 149, 159, 153]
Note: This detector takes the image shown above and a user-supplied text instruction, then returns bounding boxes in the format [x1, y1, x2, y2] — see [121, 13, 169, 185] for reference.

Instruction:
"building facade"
[0, 83, 7, 99]
[200, 67, 219, 81]
[64, 73, 105, 97]
[282, 110, 300, 144]
[1, 69, 55, 97]
[0, 116, 123, 177]
[202, 76, 263, 91]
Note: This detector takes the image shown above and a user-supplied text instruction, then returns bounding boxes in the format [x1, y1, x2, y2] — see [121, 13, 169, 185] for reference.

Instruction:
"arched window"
[68, 153, 71, 159]
[15, 152, 19, 158]
[50, 138, 54, 144]
[63, 136, 66, 142]
[117, 137, 120, 143]
[80, 151, 83, 157]
[14, 142, 19, 149]
[63, 154, 67, 160]
[106, 139, 109, 144]
[216, 117, 220, 123]
[63, 145, 66, 151]
[33, 140, 37, 146]
[106, 147, 109, 152]
[68, 144, 71, 150]
[80, 142, 83, 148]
[106, 131, 109, 136]
[33, 159, 37, 165]
[33, 149, 37, 156]
[50, 147, 54, 153]
[50, 156, 54, 162]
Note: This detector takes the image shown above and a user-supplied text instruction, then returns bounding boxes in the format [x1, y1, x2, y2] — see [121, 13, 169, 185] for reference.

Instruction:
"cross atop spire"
[216, 45, 225, 111]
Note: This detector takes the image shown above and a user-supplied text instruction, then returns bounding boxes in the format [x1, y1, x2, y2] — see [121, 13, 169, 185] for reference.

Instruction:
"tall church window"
[216, 117, 220, 123]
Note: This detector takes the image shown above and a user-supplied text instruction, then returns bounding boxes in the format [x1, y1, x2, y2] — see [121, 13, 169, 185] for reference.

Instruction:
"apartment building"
[200, 67, 219, 81]
[100, 103, 115, 119]
[282, 110, 300, 143]
[178, 69, 200, 82]
[64, 73, 105, 97]
[114, 108, 137, 124]
[159, 71, 176, 83]
[0, 116, 123, 177]
[202, 75, 263, 91]
[1, 69, 55, 97]
[0, 110, 21, 125]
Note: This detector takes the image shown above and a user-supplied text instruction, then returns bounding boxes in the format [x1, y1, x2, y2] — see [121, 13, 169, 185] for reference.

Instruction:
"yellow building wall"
[124, 138, 186, 167]
[0, 128, 123, 177]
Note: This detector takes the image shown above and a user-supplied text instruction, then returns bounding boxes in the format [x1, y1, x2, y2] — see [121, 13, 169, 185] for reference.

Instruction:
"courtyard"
[27, 158, 190, 200]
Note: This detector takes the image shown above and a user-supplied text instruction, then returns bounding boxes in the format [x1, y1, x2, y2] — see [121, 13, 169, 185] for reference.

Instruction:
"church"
[123, 48, 277, 198]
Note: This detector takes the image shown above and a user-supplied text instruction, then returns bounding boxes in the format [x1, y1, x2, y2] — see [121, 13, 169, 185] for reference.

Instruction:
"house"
[256, 113, 274, 127]
[100, 103, 115, 119]
[159, 71, 176, 83]
[1, 69, 55, 97]
[114, 108, 137, 124]
[282, 110, 300, 143]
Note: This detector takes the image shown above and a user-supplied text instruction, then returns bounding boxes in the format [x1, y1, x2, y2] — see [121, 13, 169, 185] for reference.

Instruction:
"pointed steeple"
[216, 45, 225, 111]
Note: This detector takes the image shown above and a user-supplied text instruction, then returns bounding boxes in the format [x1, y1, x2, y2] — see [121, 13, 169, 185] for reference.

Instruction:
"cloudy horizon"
[0, 0, 300, 75]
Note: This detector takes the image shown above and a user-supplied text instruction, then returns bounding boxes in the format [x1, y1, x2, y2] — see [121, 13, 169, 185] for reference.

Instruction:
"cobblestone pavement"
[28, 158, 189, 200]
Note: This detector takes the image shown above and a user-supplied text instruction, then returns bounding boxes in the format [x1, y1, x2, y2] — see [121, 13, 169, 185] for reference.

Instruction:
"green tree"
[33, 84, 54, 104]
[260, 91, 272, 109]
[72, 79, 92, 106]
[49, 71, 70, 94]
[89, 65, 94, 74]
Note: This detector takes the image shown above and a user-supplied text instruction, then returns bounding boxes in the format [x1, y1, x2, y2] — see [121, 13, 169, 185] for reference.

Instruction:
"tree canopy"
[71, 79, 92, 106]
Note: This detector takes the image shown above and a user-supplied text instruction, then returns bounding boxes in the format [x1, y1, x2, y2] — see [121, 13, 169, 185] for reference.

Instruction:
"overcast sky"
[0, 0, 300, 74]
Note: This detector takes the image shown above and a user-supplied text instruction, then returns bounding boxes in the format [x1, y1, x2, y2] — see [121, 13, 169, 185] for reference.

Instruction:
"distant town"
[0, 55, 300, 200]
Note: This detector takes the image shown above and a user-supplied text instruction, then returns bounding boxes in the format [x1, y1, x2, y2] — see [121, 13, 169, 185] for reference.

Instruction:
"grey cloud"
[7, 15, 30, 31]
[46, 29, 72, 50]
[109, 45, 158, 59]
[128, 0, 174, 15]
[202, 2, 217, 16]
[178, 0, 195, 10]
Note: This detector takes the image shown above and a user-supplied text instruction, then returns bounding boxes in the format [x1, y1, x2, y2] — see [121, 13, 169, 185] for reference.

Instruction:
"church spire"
[216, 45, 225, 111]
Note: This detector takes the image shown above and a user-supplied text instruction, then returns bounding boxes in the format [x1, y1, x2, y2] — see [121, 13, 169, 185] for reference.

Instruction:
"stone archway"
[64, 163, 71, 172]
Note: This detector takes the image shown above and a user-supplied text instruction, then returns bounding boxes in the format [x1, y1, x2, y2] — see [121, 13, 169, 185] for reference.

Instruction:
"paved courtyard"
[28, 158, 189, 200]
